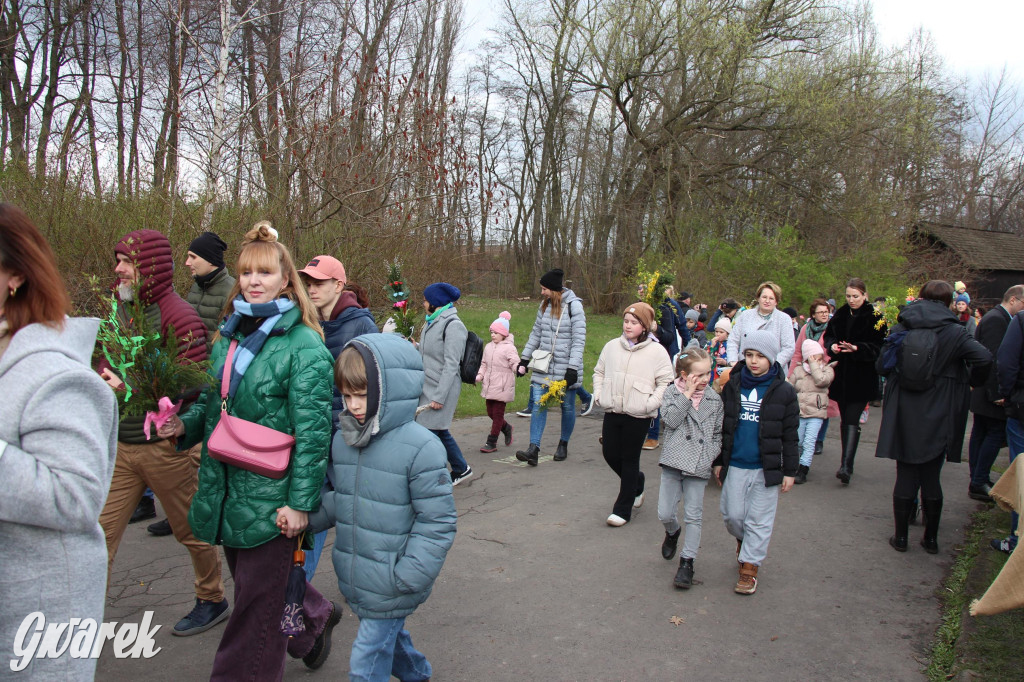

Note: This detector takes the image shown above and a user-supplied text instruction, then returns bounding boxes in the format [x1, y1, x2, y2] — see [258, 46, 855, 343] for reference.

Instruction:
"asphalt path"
[97, 407, 988, 681]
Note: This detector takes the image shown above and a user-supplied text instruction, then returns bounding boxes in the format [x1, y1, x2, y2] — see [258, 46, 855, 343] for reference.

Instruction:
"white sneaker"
[633, 492, 645, 509]
[516, 409, 533, 418]
[606, 514, 628, 527]
[580, 397, 594, 416]
[451, 467, 473, 486]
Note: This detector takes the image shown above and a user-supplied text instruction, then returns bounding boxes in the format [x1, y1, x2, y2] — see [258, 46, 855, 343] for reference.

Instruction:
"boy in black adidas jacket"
[713, 330, 799, 595]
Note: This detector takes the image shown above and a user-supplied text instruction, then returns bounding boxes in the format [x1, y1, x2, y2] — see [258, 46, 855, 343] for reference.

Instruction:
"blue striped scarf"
[219, 296, 295, 397]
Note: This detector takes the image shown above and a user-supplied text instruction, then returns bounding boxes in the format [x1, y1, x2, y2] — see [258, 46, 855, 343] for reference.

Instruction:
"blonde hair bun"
[245, 220, 279, 243]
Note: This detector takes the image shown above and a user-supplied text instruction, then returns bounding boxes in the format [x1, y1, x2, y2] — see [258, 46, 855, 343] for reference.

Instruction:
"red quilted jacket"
[114, 229, 208, 364]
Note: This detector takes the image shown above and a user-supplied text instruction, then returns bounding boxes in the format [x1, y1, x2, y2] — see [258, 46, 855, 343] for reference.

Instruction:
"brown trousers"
[100, 439, 224, 602]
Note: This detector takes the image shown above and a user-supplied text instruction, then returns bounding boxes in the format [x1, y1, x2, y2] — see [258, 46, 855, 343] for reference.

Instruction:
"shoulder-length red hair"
[0, 204, 71, 334]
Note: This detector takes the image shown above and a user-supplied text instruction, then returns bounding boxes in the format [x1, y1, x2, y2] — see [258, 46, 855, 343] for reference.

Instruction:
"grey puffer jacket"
[521, 289, 586, 388]
[309, 333, 456, 619]
[658, 384, 723, 479]
[0, 319, 118, 681]
[416, 306, 466, 430]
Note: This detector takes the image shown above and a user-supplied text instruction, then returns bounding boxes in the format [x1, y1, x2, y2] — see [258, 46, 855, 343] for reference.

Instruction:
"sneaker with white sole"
[580, 398, 594, 416]
[606, 514, 628, 527]
[633, 491, 644, 508]
[451, 467, 474, 486]
[516, 409, 533, 418]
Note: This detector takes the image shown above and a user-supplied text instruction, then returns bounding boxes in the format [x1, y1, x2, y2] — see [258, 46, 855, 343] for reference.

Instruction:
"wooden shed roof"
[917, 223, 1024, 272]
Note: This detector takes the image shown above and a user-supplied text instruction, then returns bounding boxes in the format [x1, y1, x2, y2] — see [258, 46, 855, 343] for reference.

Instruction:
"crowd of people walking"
[1, 202, 1020, 680]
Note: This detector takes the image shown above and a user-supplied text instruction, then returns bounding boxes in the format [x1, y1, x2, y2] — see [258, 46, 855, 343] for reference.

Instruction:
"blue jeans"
[349, 617, 431, 682]
[577, 385, 592, 405]
[430, 429, 468, 475]
[798, 417, 824, 467]
[1006, 418, 1024, 538]
[303, 529, 328, 582]
[969, 414, 1006, 487]
[528, 383, 577, 446]
[817, 418, 829, 444]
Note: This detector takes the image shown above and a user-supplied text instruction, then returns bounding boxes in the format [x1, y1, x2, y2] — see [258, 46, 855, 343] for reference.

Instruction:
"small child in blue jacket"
[308, 334, 457, 681]
[713, 330, 799, 595]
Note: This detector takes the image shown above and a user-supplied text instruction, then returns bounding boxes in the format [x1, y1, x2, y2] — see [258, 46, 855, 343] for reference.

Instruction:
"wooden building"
[915, 223, 1024, 304]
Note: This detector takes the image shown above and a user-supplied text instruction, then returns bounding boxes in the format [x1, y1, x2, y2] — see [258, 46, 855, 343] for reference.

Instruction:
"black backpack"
[897, 328, 940, 392]
[443, 318, 484, 384]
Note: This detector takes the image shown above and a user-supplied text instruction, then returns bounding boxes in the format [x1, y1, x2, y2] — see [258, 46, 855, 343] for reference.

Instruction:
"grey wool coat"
[0, 319, 118, 681]
[416, 306, 467, 430]
[521, 289, 587, 388]
[658, 384, 724, 479]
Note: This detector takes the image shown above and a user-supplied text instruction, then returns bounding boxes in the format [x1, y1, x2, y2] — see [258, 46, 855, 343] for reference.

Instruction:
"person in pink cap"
[476, 311, 519, 453]
[298, 254, 378, 582]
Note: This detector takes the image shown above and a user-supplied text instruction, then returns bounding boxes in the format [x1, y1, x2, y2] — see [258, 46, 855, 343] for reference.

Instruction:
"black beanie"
[540, 268, 564, 290]
[188, 232, 228, 269]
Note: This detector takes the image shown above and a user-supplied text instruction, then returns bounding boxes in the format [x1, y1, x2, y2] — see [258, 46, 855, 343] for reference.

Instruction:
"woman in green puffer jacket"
[160, 225, 341, 680]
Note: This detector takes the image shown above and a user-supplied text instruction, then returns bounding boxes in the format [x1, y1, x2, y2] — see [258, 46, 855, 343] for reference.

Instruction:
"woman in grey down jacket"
[515, 268, 587, 466]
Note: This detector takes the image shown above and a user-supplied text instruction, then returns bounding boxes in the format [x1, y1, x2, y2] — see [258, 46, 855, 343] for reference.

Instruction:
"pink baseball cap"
[299, 255, 346, 282]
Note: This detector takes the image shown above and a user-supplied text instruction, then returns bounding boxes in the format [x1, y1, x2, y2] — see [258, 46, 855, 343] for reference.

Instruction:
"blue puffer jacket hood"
[309, 332, 457, 619]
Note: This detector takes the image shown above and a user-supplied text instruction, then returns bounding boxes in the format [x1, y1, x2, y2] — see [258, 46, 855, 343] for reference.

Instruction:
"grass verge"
[927, 500, 1023, 681]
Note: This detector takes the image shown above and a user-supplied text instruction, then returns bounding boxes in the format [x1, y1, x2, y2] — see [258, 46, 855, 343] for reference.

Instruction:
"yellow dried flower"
[539, 379, 567, 409]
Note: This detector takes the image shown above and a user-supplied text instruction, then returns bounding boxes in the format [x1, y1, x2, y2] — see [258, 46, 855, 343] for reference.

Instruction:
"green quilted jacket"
[181, 307, 333, 549]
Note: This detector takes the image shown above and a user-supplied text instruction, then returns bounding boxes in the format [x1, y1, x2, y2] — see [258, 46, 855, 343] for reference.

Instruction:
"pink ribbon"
[144, 397, 182, 440]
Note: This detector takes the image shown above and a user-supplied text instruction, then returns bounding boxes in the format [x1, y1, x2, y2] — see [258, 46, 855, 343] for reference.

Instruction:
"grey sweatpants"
[719, 467, 779, 566]
[657, 467, 708, 560]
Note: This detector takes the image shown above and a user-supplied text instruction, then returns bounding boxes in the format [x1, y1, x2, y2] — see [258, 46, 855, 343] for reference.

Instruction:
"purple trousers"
[210, 534, 334, 681]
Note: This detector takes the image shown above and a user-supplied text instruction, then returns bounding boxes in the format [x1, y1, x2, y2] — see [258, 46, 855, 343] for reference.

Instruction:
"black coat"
[824, 303, 886, 404]
[970, 305, 1012, 420]
[874, 300, 992, 464]
[713, 361, 800, 486]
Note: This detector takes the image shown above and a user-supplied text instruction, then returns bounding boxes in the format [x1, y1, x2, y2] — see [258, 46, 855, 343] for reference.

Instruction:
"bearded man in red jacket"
[97, 229, 228, 636]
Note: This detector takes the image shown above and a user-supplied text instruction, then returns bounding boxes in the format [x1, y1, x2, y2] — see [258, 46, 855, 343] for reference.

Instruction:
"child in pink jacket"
[477, 311, 520, 452]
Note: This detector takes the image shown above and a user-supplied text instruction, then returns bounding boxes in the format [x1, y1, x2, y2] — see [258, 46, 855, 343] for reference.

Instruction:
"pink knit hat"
[802, 339, 824, 361]
[489, 311, 512, 337]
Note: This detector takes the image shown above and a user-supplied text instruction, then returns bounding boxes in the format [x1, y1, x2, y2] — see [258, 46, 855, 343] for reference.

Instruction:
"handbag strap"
[220, 340, 238, 403]
[549, 305, 565, 353]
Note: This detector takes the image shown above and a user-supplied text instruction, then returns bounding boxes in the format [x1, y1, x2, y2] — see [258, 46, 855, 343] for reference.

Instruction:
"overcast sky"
[461, 0, 1023, 83]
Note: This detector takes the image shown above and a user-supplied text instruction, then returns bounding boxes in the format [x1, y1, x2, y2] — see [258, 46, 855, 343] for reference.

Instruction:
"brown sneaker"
[735, 563, 758, 595]
[642, 439, 659, 450]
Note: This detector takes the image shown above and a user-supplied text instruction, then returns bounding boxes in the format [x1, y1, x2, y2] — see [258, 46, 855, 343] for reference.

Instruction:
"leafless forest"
[2, 0, 1022, 310]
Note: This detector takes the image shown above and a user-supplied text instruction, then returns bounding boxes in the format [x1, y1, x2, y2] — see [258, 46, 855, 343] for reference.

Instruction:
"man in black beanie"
[185, 231, 235, 340]
[145, 231, 235, 537]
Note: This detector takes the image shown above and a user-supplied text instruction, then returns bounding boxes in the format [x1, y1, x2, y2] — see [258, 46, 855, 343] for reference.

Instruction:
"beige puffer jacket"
[593, 334, 674, 418]
[787, 361, 836, 419]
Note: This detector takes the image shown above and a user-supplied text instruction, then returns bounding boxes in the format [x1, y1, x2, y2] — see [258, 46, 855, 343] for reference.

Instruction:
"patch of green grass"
[449, 295, 626, 419]
[927, 503, 1024, 681]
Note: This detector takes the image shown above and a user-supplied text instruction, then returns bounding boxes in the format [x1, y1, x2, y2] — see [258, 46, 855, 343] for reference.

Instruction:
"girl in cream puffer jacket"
[786, 338, 836, 483]
[593, 302, 674, 526]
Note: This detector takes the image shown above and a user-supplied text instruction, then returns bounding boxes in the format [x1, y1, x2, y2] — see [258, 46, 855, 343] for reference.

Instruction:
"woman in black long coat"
[823, 277, 886, 485]
[875, 281, 991, 554]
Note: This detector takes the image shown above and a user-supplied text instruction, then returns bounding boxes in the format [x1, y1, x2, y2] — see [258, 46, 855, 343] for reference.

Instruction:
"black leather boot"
[673, 558, 694, 589]
[501, 422, 513, 446]
[515, 443, 540, 467]
[920, 498, 943, 554]
[661, 528, 681, 560]
[480, 434, 498, 453]
[836, 425, 861, 485]
[553, 439, 568, 461]
[795, 465, 809, 484]
[889, 496, 915, 552]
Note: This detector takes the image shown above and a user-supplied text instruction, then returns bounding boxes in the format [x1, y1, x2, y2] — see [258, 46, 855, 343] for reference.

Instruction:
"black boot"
[836, 425, 861, 485]
[908, 497, 920, 525]
[553, 439, 568, 462]
[920, 497, 943, 554]
[515, 443, 539, 467]
[501, 422, 513, 446]
[813, 440, 823, 456]
[130, 496, 156, 524]
[889, 496, 915, 552]
[661, 528, 681, 560]
[673, 557, 694, 589]
[795, 465, 809, 485]
[480, 434, 498, 453]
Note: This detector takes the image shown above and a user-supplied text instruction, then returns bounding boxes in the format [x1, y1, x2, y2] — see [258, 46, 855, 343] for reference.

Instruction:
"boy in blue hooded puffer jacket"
[308, 333, 456, 681]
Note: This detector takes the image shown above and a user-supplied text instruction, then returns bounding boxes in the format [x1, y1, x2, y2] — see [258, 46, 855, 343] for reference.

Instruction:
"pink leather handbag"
[207, 340, 295, 479]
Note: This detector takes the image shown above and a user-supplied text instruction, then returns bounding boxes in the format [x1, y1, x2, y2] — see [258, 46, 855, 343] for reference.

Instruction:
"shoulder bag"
[528, 305, 565, 373]
[207, 340, 295, 479]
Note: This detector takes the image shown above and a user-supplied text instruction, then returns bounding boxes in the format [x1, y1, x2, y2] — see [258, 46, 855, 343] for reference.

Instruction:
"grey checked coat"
[658, 384, 724, 479]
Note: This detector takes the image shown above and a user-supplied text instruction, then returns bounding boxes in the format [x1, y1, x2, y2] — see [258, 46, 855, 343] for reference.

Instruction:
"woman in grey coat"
[0, 204, 119, 680]
[416, 282, 473, 485]
[515, 268, 588, 465]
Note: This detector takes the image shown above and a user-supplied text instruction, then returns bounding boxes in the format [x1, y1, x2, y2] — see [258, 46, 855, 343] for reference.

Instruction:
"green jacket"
[186, 267, 236, 341]
[181, 307, 333, 549]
